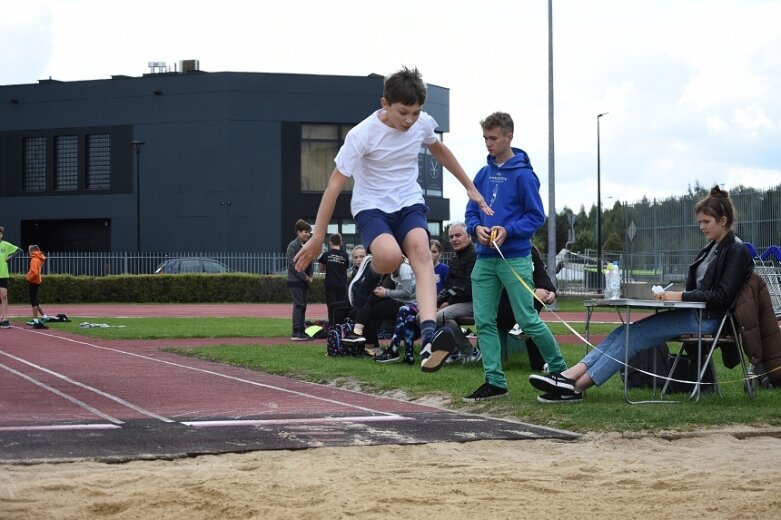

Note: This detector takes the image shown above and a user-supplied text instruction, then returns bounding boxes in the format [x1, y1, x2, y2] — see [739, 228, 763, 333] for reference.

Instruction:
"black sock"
[420, 320, 435, 345]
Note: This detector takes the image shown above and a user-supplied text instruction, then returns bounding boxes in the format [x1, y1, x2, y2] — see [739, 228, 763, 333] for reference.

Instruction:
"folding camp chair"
[663, 310, 755, 401]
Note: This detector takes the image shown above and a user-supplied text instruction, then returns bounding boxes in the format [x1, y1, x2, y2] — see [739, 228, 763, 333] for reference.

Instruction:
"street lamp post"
[131, 141, 145, 253]
[596, 112, 608, 292]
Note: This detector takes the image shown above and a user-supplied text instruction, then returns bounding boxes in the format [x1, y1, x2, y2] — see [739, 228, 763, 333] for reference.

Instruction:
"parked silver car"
[154, 258, 232, 274]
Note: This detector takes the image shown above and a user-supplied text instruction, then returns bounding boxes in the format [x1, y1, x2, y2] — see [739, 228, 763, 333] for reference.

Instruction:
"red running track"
[0, 319, 578, 462]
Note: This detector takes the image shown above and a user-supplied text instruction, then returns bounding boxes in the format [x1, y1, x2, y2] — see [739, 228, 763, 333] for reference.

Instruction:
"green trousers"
[471, 256, 567, 389]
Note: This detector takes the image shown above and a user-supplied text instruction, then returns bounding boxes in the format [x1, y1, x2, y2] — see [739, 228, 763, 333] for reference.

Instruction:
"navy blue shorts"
[355, 203, 429, 253]
[0, 278, 8, 289]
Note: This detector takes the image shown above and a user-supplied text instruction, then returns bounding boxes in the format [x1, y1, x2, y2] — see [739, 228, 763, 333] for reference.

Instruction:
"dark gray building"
[0, 64, 451, 253]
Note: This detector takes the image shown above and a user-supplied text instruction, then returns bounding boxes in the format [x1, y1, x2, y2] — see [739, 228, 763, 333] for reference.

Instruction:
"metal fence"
[555, 185, 781, 295]
[8, 252, 292, 276]
[622, 186, 781, 275]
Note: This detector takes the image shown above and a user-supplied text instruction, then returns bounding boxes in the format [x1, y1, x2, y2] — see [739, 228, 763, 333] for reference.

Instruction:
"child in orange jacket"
[27, 245, 48, 329]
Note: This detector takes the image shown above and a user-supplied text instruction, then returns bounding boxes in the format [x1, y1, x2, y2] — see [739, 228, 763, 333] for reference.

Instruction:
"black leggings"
[355, 297, 403, 347]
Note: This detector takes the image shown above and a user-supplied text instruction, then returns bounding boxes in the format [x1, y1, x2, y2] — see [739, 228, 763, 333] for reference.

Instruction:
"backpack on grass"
[621, 343, 672, 389]
[326, 320, 359, 357]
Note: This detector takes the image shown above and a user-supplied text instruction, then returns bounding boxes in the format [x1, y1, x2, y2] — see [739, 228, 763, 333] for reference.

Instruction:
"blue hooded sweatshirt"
[464, 147, 545, 258]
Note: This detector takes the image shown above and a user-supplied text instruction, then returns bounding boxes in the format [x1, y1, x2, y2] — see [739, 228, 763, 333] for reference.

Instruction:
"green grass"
[53, 317, 292, 339]
[53, 316, 781, 433]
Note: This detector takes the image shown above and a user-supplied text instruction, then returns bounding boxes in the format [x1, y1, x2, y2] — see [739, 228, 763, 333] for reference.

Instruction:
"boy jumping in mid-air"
[295, 66, 492, 361]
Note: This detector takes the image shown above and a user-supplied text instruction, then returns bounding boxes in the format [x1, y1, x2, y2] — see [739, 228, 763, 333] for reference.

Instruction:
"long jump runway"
[0, 326, 577, 463]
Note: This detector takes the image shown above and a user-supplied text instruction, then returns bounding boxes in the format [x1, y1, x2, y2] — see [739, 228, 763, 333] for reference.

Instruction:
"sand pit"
[2, 429, 780, 519]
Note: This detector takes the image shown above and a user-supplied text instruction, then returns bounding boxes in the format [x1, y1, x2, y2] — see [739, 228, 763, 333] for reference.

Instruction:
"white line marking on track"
[28, 332, 401, 417]
[181, 415, 412, 428]
[0, 423, 121, 432]
[0, 360, 124, 425]
[0, 350, 174, 423]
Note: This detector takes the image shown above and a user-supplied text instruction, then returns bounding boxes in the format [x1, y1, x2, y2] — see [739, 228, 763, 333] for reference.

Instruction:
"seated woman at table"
[529, 186, 753, 403]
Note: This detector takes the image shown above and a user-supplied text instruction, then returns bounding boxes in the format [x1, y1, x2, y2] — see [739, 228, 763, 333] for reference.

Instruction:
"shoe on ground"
[444, 351, 462, 364]
[466, 347, 482, 364]
[508, 324, 526, 340]
[375, 348, 400, 363]
[364, 346, 382, 357]
[348, 255, 380, 309]
[0, 320, 10, 329]
[342, 333, 367, 345]
[421, 328, 456, 373]
[537, 391, 583, 404]
[462, 382, 508, 402]
[290, 332, 312, 341]
[33, 322, 49, 329]
[528, 372, 577, 394]
[402, 356, 414, 365]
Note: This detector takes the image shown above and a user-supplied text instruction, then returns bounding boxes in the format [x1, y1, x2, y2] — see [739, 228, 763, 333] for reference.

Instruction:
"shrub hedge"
[7, 274, 326, 304]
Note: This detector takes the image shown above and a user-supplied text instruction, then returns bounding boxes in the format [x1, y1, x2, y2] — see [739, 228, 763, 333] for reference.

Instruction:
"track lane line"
[21, 331, 404, 417]
[0, 350, 174, 423]
[0, 360, 124, 425]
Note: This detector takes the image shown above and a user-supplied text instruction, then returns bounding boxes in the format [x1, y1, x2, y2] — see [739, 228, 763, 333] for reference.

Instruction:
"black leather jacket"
[440, 243, 477, 305]
[683, 231, 753, 318]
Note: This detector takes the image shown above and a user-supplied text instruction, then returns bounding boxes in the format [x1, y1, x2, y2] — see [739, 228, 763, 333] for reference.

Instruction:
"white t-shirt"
[335, 109, 438, 216]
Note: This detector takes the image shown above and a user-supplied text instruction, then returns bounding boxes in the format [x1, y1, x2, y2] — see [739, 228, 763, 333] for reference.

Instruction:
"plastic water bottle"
[604, 261, 621, 299]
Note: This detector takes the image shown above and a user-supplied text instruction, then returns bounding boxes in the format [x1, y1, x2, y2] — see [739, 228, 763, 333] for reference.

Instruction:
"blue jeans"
[583, 309, 721, 385]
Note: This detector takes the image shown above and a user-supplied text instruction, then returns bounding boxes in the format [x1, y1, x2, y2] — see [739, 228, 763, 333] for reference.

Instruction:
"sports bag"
[326, 320, 358, 357]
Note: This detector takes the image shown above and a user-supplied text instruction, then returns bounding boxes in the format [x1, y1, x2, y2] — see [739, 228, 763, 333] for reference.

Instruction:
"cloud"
[3, 0, 781, 219]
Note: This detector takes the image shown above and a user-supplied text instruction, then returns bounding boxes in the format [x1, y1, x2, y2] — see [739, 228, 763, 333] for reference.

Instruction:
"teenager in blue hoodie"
[462, 112, 568, 402]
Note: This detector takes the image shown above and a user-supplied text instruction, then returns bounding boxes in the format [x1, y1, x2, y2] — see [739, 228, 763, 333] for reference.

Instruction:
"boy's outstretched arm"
[427, 140, 493, 216]
[294, 169, 349, 271]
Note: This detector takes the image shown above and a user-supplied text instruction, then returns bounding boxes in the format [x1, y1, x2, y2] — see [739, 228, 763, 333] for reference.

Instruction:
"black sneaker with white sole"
[342, 333, 367, 346]
[528, 372, 577, 394]
[537, 391, 583, 404]
[463, 382, 508, 402]
[420, 328, 456, 373]
[375, 348, 400, 363]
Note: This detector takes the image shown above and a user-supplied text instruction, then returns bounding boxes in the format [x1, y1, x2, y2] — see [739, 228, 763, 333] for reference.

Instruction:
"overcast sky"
[4, 0, 780, 222]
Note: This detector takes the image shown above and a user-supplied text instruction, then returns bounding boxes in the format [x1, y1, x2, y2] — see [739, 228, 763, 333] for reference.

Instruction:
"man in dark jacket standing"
[287, 219, 313, 341]
[434, 222, 480, 362]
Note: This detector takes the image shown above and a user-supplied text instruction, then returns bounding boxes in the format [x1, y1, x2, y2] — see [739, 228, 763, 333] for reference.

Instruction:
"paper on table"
[651, 283, 674, 295]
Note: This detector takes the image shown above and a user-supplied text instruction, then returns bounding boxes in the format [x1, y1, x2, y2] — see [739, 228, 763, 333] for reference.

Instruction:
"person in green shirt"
[0, 227, 22, 328]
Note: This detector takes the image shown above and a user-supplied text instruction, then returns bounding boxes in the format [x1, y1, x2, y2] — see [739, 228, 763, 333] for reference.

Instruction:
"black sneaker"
[537, 391, 583, 404]
[342, 333, 367, 346]
[290, 332, 313, 341]
[33, 322, 49, 329]
[463, 382, 508, 402]
[348, 255, 381, 309]
[402, 356, 414, 365]
[420, 328, 456, 373]
[528, 372, 577, 394]
[375, 348, 400, 363]
[0, 320, 10, 329]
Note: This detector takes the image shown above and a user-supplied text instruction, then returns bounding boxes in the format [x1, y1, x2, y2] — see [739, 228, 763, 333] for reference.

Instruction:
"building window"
[301, 125, 444, 196]
[87, 133, 111, 190]
[300, 124, 354, 192]
[428, 221, 442, 237]
[55, 135, 78, 191]
[417, 134, 444, 197]
[23, 136, 47, 192]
